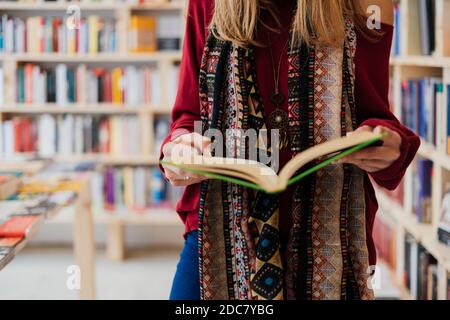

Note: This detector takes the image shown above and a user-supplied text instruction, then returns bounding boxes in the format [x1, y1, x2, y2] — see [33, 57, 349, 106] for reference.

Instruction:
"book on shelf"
[156, 13, 182, 51]
[402, 0, 436, 56]
[0, 114, 141, 157]
[0, 215, 41, 238]
[129, 15, 157, 53]
[403, 233, 439, 300]
[13, 62, 175, 106]
[0, 249, 14, 270]
[129, 13, 182, 53]
[392, 0, 401, 56]
[154, 117, 170, 154]
[0, 67, 3, 106]
[448, 276, 450, 300]
[447, 85, 450, 155]
[409, 159, 433, 224]
[438, 183, 450, 246]
[0, 236, 26, 271]
[162, 131, 385, 194]
[415, 159, 433, 224]
[0, 14, 117, 54]
[418, 0, 435, 56]
[0, 174, 21, 201]
[401, 77, 444, 148]
[90, 166, 177, 214]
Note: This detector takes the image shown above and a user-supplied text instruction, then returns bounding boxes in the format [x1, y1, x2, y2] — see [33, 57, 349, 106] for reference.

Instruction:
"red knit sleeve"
[355, 23, 420, 190]
[159, 0, 213, 235]
[159, 0, 213, 161]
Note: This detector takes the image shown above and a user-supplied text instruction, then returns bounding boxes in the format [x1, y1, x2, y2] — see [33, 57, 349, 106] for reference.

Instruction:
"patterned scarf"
[197, 19, 374, 300]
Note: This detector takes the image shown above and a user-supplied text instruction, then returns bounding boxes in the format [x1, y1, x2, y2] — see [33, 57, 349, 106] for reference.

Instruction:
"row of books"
[403, 234, 439, 300]
[392, 0, 436, 56]
[90, 166, 181, 213]
[0, 15, 117, 54]
[0, 13, 182, 54]
[401, 79, 450, 153]
[0, 115, 142, 157]
[15, 62, 179, 106]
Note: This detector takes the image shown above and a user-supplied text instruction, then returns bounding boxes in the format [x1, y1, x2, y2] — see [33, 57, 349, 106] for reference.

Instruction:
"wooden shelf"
[0, 1, 185, 11]
[417, 140, 450, 171]
[52, 154, 160, 165]
[96, 208, 180, 225]
[0, 51, 182, 63]
[49, 206, 180, 226]
[1, 104, 148, 114]
[390, 55, 450, 68]
[377, 191, 450, 273]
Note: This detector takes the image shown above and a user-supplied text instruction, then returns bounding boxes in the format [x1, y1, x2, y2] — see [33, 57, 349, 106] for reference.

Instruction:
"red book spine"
[24, 63, 33, 104]
[39, 17, 45, 53]
[52, 18, 60, 53]
[104, 72, 112, 103]
[12, 117, 21, 153]
[0, 216, 40, 238]
[22, 118, 32, 152]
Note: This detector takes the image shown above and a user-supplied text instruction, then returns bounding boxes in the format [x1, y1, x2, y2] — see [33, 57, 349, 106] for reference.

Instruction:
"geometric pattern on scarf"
[197, 18, 374, 300]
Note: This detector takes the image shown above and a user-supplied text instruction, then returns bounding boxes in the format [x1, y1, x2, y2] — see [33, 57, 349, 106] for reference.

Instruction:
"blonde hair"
[209, 0, 366, 48]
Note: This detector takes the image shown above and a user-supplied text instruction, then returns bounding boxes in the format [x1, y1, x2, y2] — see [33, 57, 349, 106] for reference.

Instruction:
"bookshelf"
[0, 0, 186, 260]
[378, 0, 450, 300]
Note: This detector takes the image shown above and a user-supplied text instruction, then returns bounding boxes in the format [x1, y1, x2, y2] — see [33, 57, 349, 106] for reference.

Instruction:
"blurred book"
[416, 159, 433, 224]
[0, 14, 117, 54]
[1, 115, 141, 158]
[14, 63, 166, 106]
[0, 215, 41, 238]
[438, 183, 450, 246]
[129, 15, 157, 53]
[0, 174, 21, 200]
[401, 78, 443, 147]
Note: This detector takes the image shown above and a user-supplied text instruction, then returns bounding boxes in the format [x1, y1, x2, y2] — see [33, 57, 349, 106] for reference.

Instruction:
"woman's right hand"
[161, 132, 211, 187]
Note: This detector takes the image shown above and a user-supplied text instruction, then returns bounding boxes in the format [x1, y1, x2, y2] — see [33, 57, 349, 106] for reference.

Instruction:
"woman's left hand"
[336, 125, 402, 173]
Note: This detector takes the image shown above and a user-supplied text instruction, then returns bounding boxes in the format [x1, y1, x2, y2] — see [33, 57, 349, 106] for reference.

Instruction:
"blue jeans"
[170, 230, 200, 300]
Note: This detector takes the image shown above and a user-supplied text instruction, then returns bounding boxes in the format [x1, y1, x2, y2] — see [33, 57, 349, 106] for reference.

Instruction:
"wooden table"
[0, 178, 96, 300]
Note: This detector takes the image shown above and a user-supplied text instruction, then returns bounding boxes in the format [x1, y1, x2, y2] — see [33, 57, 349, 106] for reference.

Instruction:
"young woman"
[161, 0, 420, 300]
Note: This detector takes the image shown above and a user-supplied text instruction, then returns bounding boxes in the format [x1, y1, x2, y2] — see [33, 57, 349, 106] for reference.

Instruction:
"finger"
[346, 160, 381, 173]
[375, 126, 401, 147]
[340, 146, 400, 162]
[348, 125, 373, 136]
[163, 166, 204, 180]
[169, 144, 201, 163]
[176, 133, 212, 155]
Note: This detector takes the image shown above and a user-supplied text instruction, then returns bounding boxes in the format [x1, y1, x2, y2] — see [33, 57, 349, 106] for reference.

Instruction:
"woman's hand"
[336, 125, 402, 173]
[162, 132, 211, 187]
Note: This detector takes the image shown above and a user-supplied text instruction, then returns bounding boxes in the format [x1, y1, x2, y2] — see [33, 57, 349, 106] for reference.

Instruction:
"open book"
[161, 131, 385, 194]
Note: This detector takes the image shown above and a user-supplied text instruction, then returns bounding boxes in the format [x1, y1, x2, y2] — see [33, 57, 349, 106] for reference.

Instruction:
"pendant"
[268, 92, 289, 149]
[268, 108, 289, 150]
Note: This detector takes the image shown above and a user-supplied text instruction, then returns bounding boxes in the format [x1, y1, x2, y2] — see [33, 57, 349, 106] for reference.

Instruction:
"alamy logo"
[66, 5, 81, 30]
[366, 5, 382, 30]
[66, 265, 81, 291]
[367, 265, 382, 290]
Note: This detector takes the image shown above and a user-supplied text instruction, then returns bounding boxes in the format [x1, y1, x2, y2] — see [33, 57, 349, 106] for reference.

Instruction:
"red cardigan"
[160, 0, 420, 266]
